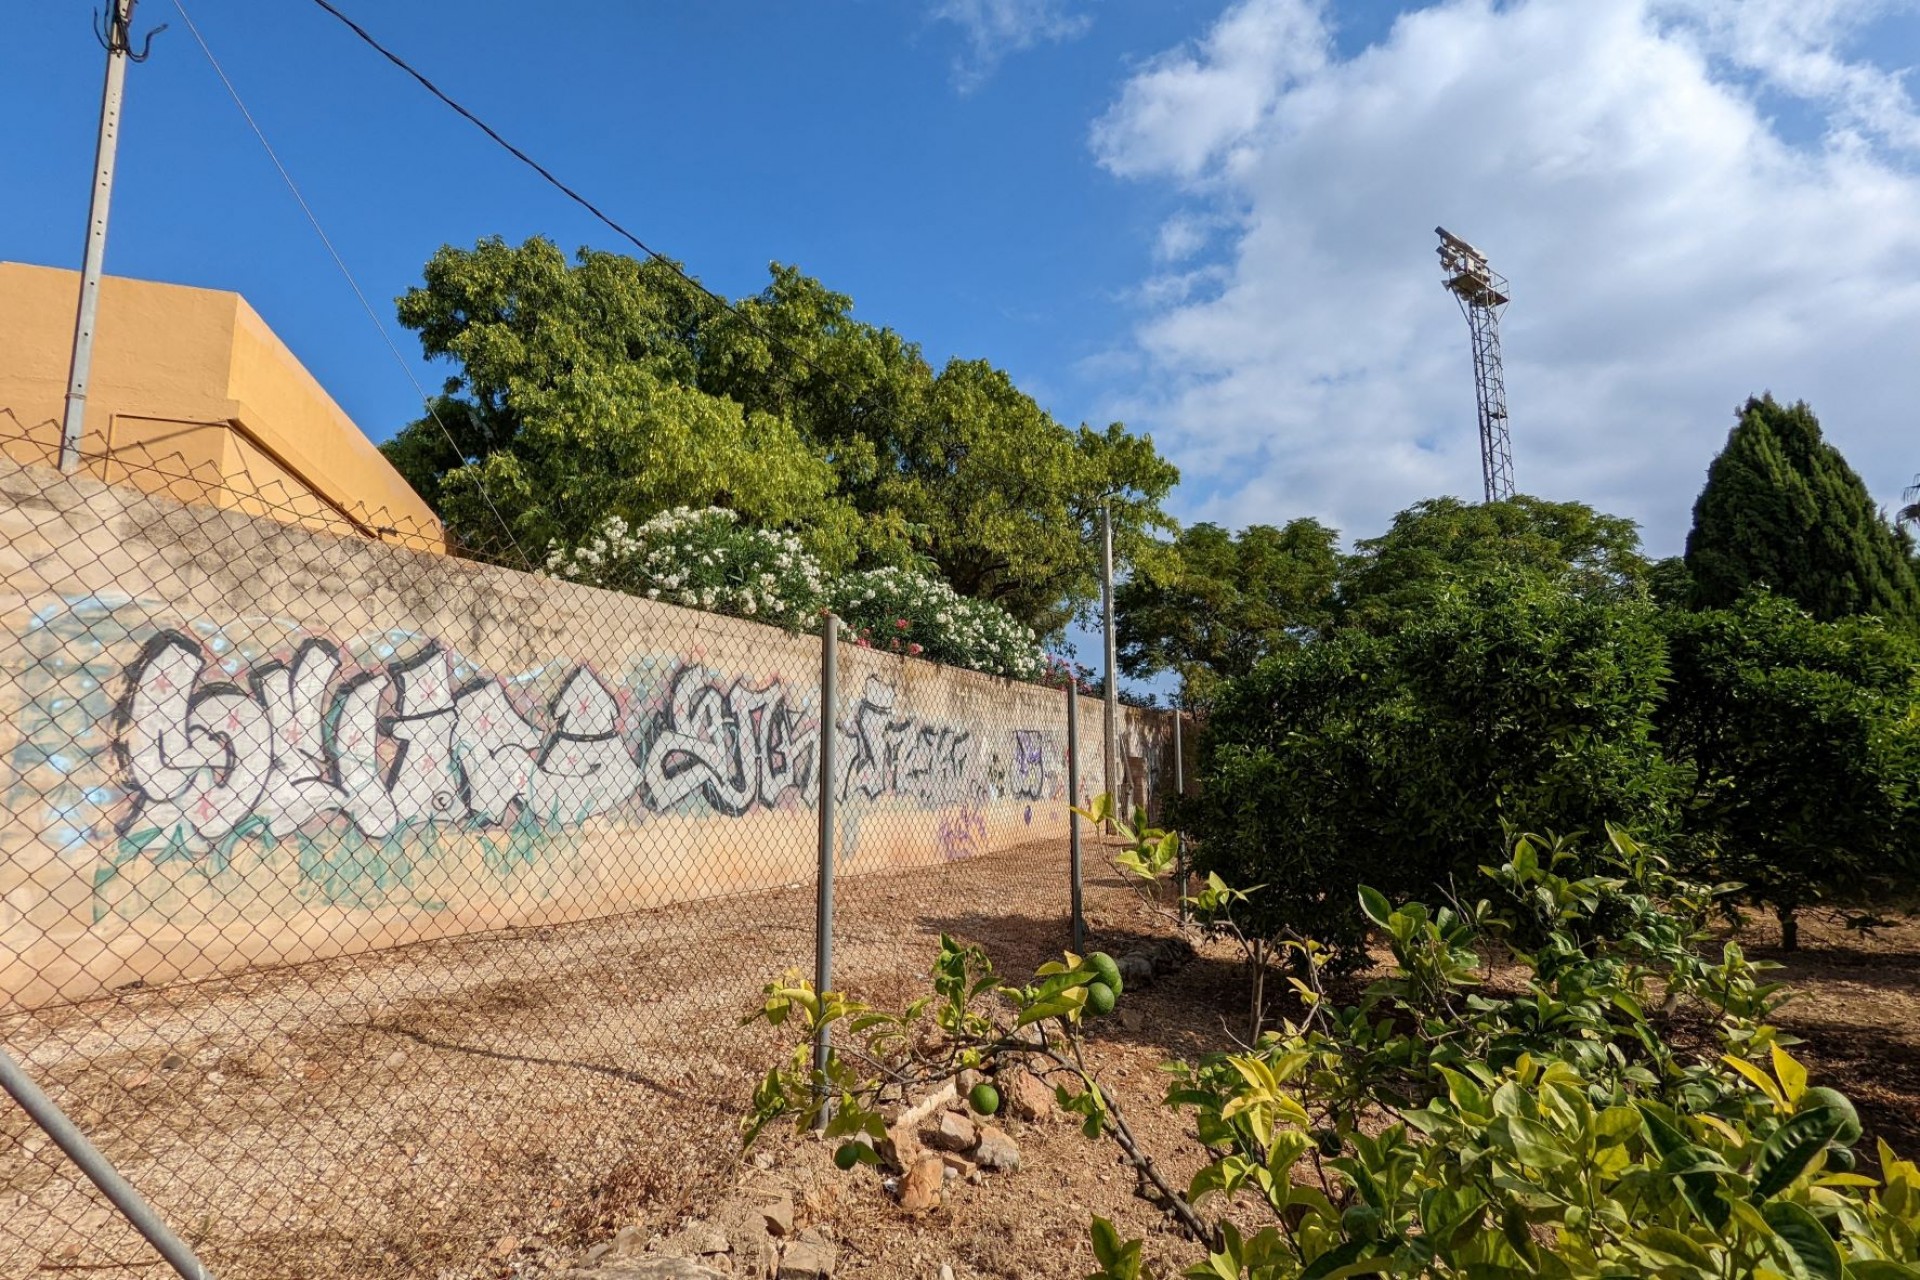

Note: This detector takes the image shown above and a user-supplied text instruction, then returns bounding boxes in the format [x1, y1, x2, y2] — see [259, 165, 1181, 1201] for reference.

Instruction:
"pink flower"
[856, 637, 871, 648]
[895, 618, 911, 630]
[907, 643, 923, 655]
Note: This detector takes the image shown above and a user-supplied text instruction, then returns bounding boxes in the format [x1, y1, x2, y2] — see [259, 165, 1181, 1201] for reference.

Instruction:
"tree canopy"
[1185, 573, 1677, 961]
[1334, 495, 1651, 631]
[382, 237, 1177, 634]
[1114, 519, 1339, 705]
[1659, 591, 1920, 948]
[1684, 395, 1920, 628]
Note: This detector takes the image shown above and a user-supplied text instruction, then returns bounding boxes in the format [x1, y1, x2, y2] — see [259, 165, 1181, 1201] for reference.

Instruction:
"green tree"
[381, 237, 853, 565]
[1184, 574, 1677, 960]
[384, 238, 1179, 634]
[1659, 591, 1920, 950]
[707, 268, 1180, 633]
[1335, 495, 1650, 631]
[1115, 519, 1338, 705]
[1684, 395, 1920, 627]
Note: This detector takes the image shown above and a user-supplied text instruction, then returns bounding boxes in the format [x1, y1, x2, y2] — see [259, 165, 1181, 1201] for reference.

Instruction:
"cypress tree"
[1684, 395, 1920, 627]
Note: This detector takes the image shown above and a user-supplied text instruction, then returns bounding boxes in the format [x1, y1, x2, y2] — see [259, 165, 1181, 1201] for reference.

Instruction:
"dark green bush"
[1182, 574, 1677, 960]
[1659, 591, 1920, 948]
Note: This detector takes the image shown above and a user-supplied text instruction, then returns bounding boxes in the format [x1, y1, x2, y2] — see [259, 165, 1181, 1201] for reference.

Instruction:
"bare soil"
[8, 847, 1920, 1280]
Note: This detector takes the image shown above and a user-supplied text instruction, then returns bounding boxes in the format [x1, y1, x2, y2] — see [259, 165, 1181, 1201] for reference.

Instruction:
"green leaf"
[1358, 885, 1393, 928]
[1771, 1045, 1809, 1105]
[1753, 1109, 1844, 1201]
[1299, 1239, 1380, 1280]
[1761, 1200, 1842, 1280]
[1848, 1263, 1920, 1280]
[1503, 1116, 1571, 1169]
[1089, 1216, 1143, 1279]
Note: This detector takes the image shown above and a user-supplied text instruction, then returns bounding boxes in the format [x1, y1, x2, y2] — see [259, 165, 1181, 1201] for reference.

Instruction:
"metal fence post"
[0, 1047, 214, 1280]
[1173, 703, 1186, 928]
[1067, 682, 1085, 953]
[812, 612, 839, 1123]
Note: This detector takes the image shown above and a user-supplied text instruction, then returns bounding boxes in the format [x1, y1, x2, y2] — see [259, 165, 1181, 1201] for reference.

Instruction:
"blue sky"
[7, 1, 1920, 622]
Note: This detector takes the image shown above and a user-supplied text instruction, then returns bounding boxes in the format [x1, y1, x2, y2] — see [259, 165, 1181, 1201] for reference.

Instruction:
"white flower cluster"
[831, 566, 1046, 681]
[545, 508, 826, 632]
[546, 511, 1045, 680]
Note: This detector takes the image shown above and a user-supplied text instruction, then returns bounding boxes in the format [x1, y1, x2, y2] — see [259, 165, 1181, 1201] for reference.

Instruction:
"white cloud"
[931, 0, 1094, 93]
[1090, 0, 1920, 554]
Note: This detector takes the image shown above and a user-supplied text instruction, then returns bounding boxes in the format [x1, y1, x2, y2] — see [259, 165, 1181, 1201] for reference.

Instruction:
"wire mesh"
[0, 421, 1177, 1277]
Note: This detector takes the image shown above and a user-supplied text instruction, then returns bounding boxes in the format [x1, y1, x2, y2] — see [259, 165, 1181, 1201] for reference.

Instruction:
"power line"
[304, 0, 745, 331]
[170, 0, 537, 573]
[298, 0, 1111, 514]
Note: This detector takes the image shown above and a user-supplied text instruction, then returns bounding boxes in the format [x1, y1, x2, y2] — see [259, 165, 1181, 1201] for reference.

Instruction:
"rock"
[1154, 936, 1197, 970]
[894, 1081, 959, 1131]
[658, 1221, 729, 1259]
[710, 1197, 776, 1276]
[385, 1050, 409, 1070]
[572, 1259, 731, 1280]
[759, 1194, 795, 1238]
[610, 1224, 649, 1258]
[585, 1245, 614, 1266]
[1117, 1008, 1144, 1033]
[926, 1111, 977, 1153]
[1003, 1072, 1054, 1123]
[973, 1125, 1021, 1173]
[938, 1152, 976, 1180]
[752, 1152, 775, 1171]
[899, 1154, 944, 1213]
[493, 1234, 521, 1258]
[778, 1231, 837, 1280]
[939, 1266, 956, 1280]
[1118, 953, 1155, 989]
[880, 1121, 922, 1173]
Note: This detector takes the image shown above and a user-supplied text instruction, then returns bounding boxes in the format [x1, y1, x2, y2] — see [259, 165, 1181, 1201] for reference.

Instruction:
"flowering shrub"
[830, 567, 1045, 681]
[549, 512, 1046, 679]
[546, 508, 826, 631]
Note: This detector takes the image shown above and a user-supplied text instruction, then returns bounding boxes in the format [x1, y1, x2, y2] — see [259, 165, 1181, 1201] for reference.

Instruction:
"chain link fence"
[0, 421, 1174, 1278]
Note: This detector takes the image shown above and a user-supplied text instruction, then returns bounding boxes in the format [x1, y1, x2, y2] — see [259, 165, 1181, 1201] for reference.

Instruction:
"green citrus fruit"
[833, 1142, 863, 1170]
[1087, 952, 1124, 997]
[1085, 980, 1117, 1016]
[969, 1083, 1002, 1116]
[1798, 1087, 1863, 1146]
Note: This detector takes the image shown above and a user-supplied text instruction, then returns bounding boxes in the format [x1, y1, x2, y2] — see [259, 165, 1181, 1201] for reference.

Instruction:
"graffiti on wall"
[642, 664, 820, 815]
[111, 630, 834, 856]
[14, 621, 1072, 901]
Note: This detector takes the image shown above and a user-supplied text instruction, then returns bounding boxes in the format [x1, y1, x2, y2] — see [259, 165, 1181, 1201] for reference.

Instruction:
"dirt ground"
[8, 846, 1920, 1280]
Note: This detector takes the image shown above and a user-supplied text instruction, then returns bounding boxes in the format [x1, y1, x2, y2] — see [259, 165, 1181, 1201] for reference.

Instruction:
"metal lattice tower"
[1436, 226, 1514, 502]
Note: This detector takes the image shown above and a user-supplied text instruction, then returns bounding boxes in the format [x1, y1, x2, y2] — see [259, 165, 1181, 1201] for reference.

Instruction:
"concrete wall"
[0, 261, 446, 552]
[0, 457, 1171, 1011]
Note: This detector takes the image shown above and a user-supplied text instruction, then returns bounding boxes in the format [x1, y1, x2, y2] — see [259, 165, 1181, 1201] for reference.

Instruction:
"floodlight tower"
[1435, 227, 1514, 502]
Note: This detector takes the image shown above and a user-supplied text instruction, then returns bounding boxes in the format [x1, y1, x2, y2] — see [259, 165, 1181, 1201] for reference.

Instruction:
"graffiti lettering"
[1010, 729, 1049, 800]
[108, 631, 1068, 866]
[115, 633, 825, 853]
[641, 666, 819, 815]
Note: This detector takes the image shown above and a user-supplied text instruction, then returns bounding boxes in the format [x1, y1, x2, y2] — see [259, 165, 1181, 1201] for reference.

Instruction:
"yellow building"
[0, 261, 445, 552]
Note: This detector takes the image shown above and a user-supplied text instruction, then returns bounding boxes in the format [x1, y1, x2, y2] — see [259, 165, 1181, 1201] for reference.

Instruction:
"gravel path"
[2, 837, 1100, 1279]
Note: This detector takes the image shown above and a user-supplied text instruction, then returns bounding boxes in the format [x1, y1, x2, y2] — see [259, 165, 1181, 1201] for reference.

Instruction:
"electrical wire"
[297, 0, 1118, 512]
[169, 0, 538, 574]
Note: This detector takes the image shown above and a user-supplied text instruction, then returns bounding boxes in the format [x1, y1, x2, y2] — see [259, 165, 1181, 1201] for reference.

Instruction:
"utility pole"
[61, 0, 155, 473]
[1435, 227, 1514, 503]
[1100, 502, 1118, 819]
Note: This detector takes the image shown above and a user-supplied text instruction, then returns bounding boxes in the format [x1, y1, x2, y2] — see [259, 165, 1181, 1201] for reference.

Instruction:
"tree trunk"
[1779, 907, 1800, 953]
